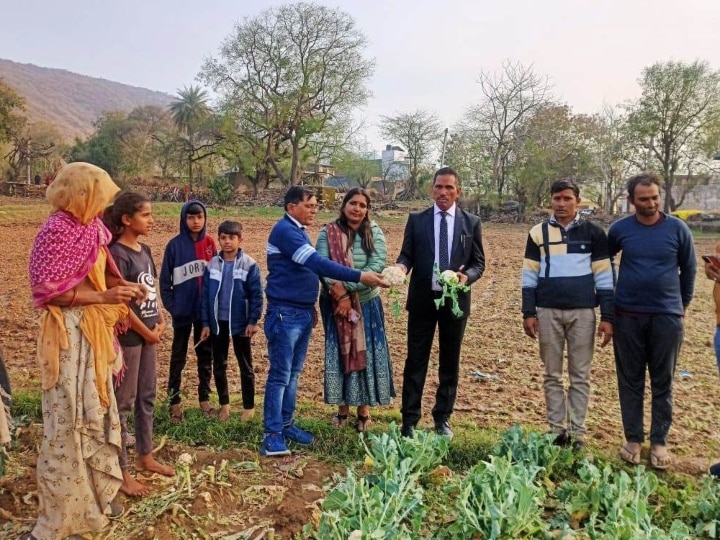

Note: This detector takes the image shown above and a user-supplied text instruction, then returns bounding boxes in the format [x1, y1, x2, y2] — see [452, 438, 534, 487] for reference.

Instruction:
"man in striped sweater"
[522, 178, 614, 450]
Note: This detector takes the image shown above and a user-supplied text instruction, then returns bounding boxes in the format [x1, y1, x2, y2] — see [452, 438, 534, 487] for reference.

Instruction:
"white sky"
[2, 0, 719, 152]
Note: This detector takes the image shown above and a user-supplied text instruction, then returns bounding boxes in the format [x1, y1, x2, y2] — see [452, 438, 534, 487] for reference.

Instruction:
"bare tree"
[201, 2, 374, 186]
[379, 110, 441, 199]
[586, 105, 641, 213]
[465, 60, 552, 201]
[4, 121, 60, 182]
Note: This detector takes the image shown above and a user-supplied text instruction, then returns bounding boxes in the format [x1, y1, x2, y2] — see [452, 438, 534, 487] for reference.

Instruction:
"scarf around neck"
[326, 222, 367, 374]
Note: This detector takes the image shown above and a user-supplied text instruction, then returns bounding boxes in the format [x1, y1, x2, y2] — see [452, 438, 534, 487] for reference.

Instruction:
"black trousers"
[401, 300, 467, 426]
[613, 312, 684, 445]
[167, 320, 213, 405]
[211, 321, 255, 408]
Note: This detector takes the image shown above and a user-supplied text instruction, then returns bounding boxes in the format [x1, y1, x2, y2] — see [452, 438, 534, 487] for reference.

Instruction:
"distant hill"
[0, 58, 174, 142]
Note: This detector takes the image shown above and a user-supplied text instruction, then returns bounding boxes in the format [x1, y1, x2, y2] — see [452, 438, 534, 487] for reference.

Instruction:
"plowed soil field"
[1, 197, 719, 538]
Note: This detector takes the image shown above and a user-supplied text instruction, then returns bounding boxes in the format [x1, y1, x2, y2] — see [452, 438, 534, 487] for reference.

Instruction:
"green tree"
[118, 106, 176, 179]
[379, 110, 441, 199]
[68, 112, 127, 178]
[69, 107, 184, 182]
[201, 2, 374, 186]
[443, 130, 492, 200]
[511, 105, 595, 209]
[0, 78, 26, 146]
[332, 148, 381, 188]
[628, 60, 720, 212]
[216, 110, 290, 196]
[169, 85, 220, 190]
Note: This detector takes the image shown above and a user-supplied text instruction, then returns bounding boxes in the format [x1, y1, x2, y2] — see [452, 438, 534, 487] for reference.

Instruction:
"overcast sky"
[2, 0, 719, 152]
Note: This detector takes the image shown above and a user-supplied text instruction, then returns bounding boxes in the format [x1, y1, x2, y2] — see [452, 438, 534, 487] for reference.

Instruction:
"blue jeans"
[263, 305, 313, 434]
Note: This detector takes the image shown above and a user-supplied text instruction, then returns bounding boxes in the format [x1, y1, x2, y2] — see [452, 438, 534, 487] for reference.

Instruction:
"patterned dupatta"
[326, 223, 367, 373]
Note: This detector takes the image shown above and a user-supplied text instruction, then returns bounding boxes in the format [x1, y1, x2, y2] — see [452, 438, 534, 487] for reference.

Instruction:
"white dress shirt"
[432, 203, 456, 290]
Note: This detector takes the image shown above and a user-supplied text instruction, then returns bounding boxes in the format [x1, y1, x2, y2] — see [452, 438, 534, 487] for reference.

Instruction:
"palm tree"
[169, 85, 211, 191]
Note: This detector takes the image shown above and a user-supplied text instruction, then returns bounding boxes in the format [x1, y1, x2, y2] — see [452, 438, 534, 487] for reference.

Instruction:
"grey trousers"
[613, 312, 683, 445]
[537, 307, 596, 436]
[116, 343, 157, 468]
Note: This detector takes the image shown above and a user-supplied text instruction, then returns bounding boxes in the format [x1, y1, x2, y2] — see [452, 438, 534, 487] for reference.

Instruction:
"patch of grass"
[446, 428, 496, 470]
[0, 204, 50, 222]
[149, 202, 285, 220]
[10, 391, 42, 420]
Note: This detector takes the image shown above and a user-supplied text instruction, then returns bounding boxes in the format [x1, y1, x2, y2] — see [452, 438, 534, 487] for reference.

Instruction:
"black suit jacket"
[396, 206, 485, 318]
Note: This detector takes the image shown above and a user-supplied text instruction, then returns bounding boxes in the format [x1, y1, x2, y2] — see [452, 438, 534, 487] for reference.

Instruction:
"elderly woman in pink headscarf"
[27, 162, 145, 540]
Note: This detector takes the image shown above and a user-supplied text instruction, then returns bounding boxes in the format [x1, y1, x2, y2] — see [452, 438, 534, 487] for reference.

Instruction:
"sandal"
[619, 442, 641, 465]
[332, 413, 349, 428]
[201, 407, 217, 419]
[169, 404, 184, 425]
[356, 415, 372, 433]
[650, 444, 672, 470]
[200, 401, 217, 419]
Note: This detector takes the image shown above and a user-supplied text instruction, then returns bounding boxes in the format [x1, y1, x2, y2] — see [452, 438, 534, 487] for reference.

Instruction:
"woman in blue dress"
[316, 188, 395, 432]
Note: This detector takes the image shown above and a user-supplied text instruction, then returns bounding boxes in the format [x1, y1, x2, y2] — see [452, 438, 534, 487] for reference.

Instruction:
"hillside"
[0, 58, 174, 141]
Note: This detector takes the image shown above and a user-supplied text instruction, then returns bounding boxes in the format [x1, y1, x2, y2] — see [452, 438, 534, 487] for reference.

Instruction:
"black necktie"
[439, 211, 449, 271]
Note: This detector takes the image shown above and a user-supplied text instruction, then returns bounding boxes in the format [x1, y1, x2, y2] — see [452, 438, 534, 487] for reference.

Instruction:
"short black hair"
[218, 220, 242, 237]
[550, 178, 580, 198]
[284, 186, 315, 210]
[626, 172, 662, 199]
[186, 202, 204, 215]
[433, 166, 460, 185]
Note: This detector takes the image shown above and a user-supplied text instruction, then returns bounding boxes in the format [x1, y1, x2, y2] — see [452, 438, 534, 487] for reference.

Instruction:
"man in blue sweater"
[522, 178, 614, 450]
[261, 186, 389, 456]
[609, 172, 696, 470]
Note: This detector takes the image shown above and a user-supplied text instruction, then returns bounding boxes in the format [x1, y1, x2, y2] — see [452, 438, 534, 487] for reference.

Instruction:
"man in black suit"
[395, 167, 485, 438]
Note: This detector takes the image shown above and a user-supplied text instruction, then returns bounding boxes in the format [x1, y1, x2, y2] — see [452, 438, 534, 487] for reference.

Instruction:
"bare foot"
[120, 470, 151, 497]
[136, 454, 175, 476]
[240, 408, 255, 422]
[218, 405, 230, 422]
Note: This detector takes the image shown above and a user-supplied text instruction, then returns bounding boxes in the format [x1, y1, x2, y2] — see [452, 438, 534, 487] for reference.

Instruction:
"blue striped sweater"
[521, 216, 615, 321]
[265, 214, 362, 309]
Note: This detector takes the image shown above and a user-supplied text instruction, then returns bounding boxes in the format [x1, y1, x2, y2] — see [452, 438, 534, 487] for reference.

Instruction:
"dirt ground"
[1, 196, 720, 538]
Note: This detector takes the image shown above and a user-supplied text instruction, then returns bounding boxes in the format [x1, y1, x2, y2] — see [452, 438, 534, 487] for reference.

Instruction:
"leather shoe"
[552, 431, 573, 448]
[434, 421, 454, 439]
[400, 424, 415, 438]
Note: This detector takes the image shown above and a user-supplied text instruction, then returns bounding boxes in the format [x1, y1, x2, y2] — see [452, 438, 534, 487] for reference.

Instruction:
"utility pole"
[440, 128, 449, 168]
[26, 138, 33, 185]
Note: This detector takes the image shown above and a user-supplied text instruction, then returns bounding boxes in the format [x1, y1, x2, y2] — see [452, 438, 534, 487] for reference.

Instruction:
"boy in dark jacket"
[201, 220, 262, 422]
[160, 200, 217, 422]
